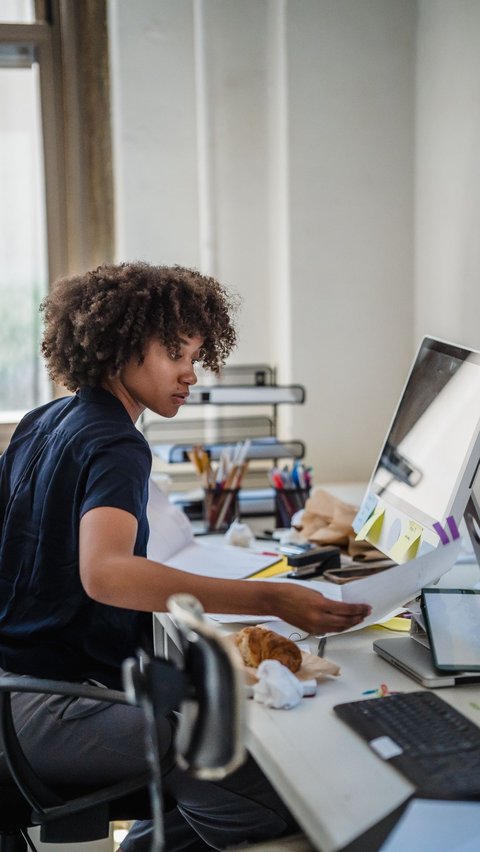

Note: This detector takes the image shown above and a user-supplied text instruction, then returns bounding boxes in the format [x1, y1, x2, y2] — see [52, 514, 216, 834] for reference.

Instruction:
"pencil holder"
[203, 488, 240, 532]
[274, 488, 310, 529]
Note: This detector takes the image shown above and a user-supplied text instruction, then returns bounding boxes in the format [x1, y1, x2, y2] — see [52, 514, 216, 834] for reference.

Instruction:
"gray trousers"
[0, 670, 297, 850]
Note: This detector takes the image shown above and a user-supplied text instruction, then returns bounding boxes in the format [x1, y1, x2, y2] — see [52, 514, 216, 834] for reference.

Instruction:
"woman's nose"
[183, 363, 198, 385]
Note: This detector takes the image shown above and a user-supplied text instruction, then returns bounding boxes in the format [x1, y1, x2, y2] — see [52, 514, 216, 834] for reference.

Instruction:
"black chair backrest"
[122, 593, 246, 780]
[167, 593, 246, 778]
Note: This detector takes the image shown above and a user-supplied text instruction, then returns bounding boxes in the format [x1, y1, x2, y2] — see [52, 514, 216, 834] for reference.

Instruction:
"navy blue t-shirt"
[0, 387, 153, 688]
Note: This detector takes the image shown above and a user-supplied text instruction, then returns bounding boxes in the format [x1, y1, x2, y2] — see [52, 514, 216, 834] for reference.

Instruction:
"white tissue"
[224, 520, 254, 548]
[290, 508, 306, 528]
[252, 660, 304, 709]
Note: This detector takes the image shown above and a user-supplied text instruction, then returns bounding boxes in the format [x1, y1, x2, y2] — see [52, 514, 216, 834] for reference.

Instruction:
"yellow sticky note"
[389, 520, 423, 563]
[371, 616, 412, 632]
[355, 506, 385, 544]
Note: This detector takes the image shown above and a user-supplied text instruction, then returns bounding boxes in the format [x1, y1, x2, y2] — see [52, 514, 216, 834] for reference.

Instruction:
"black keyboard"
[334, 691, 480, 799]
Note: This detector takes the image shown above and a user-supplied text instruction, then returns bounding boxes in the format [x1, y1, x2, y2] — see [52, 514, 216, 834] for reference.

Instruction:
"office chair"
[0, 594, 246, 852]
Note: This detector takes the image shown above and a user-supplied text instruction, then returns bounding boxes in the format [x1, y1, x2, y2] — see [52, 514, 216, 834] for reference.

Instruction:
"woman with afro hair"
[0, 262, 370, 851]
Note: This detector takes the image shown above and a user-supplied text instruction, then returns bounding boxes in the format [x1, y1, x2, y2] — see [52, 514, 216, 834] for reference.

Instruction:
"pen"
[270, 469, 285, 490]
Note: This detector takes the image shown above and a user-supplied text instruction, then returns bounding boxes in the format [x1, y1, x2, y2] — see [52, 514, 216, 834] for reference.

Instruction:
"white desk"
[153, 559, 480, 852]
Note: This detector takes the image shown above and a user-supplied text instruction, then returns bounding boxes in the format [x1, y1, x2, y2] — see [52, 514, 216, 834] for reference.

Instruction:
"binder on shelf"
[153, 437, 305, 464]
[186, 384, 305, 405]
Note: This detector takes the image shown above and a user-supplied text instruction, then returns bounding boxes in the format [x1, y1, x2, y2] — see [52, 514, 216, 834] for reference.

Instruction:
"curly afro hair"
[40, 262, 239, 391]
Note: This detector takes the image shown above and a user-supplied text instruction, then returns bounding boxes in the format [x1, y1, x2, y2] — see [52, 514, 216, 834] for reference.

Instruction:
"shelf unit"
[142, 364, 306, 516]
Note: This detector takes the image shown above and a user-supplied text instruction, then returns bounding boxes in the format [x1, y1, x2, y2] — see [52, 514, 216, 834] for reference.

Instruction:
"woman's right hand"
[264, 581, 372, 635]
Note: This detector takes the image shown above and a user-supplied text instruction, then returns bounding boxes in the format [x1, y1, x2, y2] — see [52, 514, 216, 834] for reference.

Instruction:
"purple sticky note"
[446, 515, 460, 540]
[433, 522, 449, 545]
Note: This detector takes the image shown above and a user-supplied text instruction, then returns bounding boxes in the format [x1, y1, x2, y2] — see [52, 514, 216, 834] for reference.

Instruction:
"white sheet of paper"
[209, 613, 278, 624]
[208, 540, 461, 628]
[164, 539, 282, 579]
[146, 479, 194, 562]
[340, 536, 462, 628]
[379, 799, 480, 852]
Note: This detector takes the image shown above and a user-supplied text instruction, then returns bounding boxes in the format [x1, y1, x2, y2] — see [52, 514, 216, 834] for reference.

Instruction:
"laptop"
[374, 582, 480, 688]
[373, 634, 480, 688]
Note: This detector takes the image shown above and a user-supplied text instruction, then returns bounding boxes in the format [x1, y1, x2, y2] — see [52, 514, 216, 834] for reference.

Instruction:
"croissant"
[234, 626, 302, 673]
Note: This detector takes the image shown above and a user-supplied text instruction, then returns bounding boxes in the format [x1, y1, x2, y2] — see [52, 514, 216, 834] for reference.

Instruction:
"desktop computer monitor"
[354, 336, 480, 562]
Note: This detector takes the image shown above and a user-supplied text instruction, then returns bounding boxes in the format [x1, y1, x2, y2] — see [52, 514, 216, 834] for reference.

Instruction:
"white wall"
[108, 1, 200, 267]
[284, 0, 415, 480]
[415, 0, 480, 352]
[107, 0, 418, 483]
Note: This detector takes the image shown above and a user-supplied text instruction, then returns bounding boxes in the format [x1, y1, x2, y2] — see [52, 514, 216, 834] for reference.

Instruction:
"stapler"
[285, 545, 341, 579]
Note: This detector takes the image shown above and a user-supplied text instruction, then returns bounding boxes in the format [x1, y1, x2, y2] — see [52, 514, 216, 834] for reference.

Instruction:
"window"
[0, 53, 49, 411]
[1, 0, 36, 24]
[0, 0, 114, 423]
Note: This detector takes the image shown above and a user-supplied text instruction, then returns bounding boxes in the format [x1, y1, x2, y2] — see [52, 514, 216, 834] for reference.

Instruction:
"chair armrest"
[0, 675, 128, 704]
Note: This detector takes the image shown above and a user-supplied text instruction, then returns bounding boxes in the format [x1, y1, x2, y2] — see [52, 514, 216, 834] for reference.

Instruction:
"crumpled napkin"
[224, 520, 254, 548]
[252, 659, 304, 709]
